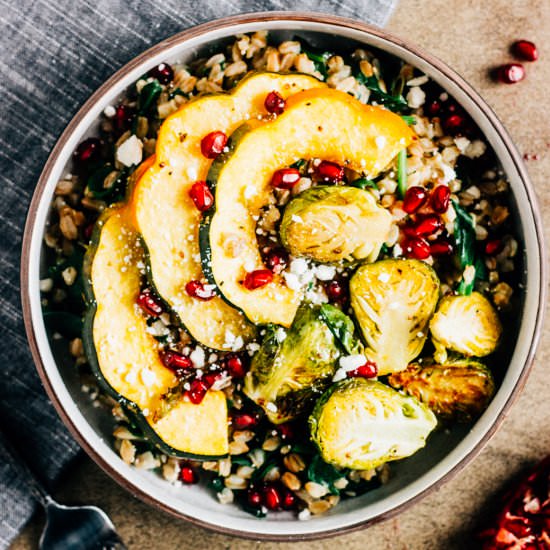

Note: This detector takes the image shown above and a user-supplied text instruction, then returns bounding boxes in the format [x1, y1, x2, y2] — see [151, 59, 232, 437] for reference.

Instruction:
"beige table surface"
[13, 0, 550, 548]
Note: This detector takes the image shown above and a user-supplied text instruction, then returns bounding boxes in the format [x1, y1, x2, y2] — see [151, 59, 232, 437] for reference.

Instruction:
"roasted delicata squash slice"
[202, 88, 415, 326]
[83, 206, 228, 458]
[350, 259, 440, 375]
[131, 72, 325, 350]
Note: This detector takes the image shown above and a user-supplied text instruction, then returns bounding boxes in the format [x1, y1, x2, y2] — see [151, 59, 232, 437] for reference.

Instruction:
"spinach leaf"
[401, 115, 417, 125]
[319, 304, 361, 355]
[307, 454, 347, 495]
[355, 69, 408, 112]
[397, 149, 408, 198]
[303, 48, 332, 79]
[250, 452, 279, 483]
[137, 80, 162, 114]
[87, 164, 129, 201]
[452, 199, 478, 295]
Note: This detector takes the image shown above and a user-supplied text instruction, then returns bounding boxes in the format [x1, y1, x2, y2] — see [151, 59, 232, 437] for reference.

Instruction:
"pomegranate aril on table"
[200, 130, 228, 158]
[512, 40, 538, 62]
[497, 63, 526, 84]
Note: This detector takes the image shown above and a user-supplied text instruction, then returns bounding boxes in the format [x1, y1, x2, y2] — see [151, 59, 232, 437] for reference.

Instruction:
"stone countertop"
[12, 0, 550, 548]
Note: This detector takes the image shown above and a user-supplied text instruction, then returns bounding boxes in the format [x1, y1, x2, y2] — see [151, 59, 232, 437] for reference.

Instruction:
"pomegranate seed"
[271, 167, 301, 189]
[430, 185, 451, 213]
[512, 40, 538, 62]
[114, 104, 135, 132]
[200, 131, 228, 158]
[262, 485, 282, 511]
[425, 100, 441, 116]
[282, 490, 297, 510]
[232, 412, 260, 430]
[148, 62, 174, 84]
[325, 280, 345, 301]
[226, 355, 246, 378]
[264, 91, 285, 115]
[443, 114, 466, 134]
[202, 371, 221, 388]
[430, 239, 454, 256]
[265, 248, 288, 274]
[185, 280, 216, 301]
[243, 269, 273, 290]
[403, 186, 428, 214]
[187, 379, 209, 404]
[497, 63, 526, 84]
[160, 350, 193, 374]
[413, 215, 443, 237]
[74, 137, 101, 164]
[188, 181, 214, 212]
[180, 466, 198, 484]
[136, 288, 164, 317]
[403, 237, 431, 260]
[247, 489, 262, 507]
[316, 160, 345, 183]
[485, 239, 503, 255]
[348, 361, 378, 379]
[277, 423, 294, 440]
[83, 223, 95, 240]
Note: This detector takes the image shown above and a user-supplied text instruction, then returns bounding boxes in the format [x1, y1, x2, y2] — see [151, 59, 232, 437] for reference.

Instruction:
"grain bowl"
[21, 12, 546, 540]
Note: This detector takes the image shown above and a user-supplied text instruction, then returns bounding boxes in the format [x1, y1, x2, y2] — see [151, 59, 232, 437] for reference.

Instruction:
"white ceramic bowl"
[21, 12, 546, 541]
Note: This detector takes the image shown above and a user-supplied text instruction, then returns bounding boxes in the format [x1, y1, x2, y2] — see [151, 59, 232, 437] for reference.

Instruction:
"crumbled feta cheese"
[266, 402, 278, 412]
[339, 354, 367, 372]
[232, 336, 244, 351]
[406, 86, 426, 109]
[298, 509, 312, 521]
[314, 264, 336, 281]
[116, 134, 143, 167]
[246, 342, 261, 354]
[244, 185, 257, 199]
[332, 368, 347, 382]
[463, 265, 476, 286]
[274, 328, 287, 343]
[283, 271, 301, 290]
[378, 272, 390, 283]
[375, 136, 387, 149]
[244, 258, 256, 272]
[291, 214, 304, 223]
[186, 166, 197, 180]
[39, 278, 53, 292]
[141, 368, 157, 387]
[190, 346, 205, 368]
[208, 353, 218, 363]
[103, 105, 116, 118]
[454, 136, 471, 153]
[464, 139, 487, 159]
[407, 75, 429, 87]
[290, 258, 308, 276]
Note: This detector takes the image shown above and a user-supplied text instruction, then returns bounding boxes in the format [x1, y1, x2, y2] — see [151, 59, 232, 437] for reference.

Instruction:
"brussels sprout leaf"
[319, 304, 362, 355]
[397, 149, 408, 198]
[351, 177, 378, 190]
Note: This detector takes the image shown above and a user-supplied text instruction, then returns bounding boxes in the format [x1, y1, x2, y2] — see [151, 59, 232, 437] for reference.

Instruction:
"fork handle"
[0, 428, 53, 508]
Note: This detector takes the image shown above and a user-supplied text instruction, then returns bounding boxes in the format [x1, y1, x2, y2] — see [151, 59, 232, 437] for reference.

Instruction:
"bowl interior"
[24, 15, 544, 540]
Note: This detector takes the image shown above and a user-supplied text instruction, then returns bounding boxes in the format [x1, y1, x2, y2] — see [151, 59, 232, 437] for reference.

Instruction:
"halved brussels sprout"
[279, 186, 392, 263]
[388, 359, 495, 421]
[350, 259, 440, 375]
[429, 292, 502, 363]
[310, 378, 437, 470]
[243, 304, 340, 424]
[319, 303, 363, 355]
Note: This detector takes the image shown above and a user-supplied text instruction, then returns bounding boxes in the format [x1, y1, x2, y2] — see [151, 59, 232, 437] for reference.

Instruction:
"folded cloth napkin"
[0, 0, 397, 547]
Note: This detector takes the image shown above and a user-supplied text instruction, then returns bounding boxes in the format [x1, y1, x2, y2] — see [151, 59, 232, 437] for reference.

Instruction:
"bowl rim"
[20, 10, 547, 541]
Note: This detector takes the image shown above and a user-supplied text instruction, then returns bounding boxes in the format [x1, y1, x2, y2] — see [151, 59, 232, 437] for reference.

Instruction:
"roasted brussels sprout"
[350, 259, 440, 375]
[388, 359, 495, 421]
[310, 378, 437, 470]
[279, 186, 392, 263]
[243, 304, 341, 423]
[429, 292, 502, 363]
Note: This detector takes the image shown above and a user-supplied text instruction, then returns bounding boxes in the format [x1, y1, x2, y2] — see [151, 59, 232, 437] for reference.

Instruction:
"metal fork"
[2, 430, 126, 550]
